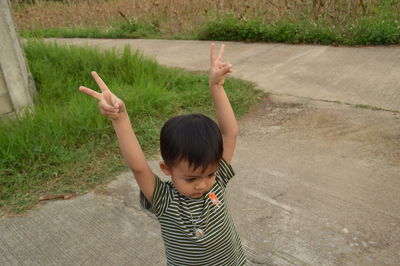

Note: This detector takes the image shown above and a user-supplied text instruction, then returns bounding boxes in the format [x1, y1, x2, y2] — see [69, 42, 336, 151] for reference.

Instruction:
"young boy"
[79, 43, 246, 265]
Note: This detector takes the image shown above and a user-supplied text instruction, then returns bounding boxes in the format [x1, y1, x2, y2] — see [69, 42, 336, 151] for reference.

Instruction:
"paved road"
[1, 39, 399, 265]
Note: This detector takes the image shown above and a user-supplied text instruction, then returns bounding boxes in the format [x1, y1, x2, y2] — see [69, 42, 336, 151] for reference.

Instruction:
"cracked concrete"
[1, 39, 399, 265]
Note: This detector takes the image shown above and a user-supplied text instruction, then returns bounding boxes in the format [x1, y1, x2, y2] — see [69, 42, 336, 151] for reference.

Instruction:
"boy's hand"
[79, 71, 125, 120]
[209, 43, 233, 89]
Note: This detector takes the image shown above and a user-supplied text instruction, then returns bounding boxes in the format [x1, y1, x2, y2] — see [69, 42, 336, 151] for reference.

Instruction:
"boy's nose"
[195, 181, 207, 191]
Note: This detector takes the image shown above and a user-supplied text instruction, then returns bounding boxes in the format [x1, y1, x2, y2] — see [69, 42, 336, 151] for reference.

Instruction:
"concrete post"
[0, 0, 36, 117]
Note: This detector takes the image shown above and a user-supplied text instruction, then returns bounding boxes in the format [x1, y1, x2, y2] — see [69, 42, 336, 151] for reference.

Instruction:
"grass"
[354, 104, 388, 111]
[197, 9, 400, 45]
[0, 41, 262, 216]
[13, 0, 400, 45]
[22, 20, 161, 39]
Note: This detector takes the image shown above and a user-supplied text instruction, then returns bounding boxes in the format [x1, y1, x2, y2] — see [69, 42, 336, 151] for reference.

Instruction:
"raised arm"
[209, 44, 238, 164]
[79, 71, 155, 203]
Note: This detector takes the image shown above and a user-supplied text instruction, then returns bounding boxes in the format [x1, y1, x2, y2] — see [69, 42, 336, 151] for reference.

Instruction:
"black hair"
[160, 113, 223, 171]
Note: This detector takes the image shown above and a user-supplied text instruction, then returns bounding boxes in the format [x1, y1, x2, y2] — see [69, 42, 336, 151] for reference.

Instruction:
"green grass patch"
[197, 5, 400, 46]
[21, 20, 161, 39]
[0, 41, 261, 216]
[354, 104, 386, 111]
[197, 16, 340, 45]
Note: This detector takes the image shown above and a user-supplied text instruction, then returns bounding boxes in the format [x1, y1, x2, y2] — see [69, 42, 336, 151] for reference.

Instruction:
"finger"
[112, 99, 123, 113]
[114, 98, 124, 111]
[104, 90, 121, 109]
[100, 109, 119, 119]
[217, 44, 225, 61]
[210, 43, 216, 65]
[102, 110, 119, 116]
[103, 90, 115, 107]
[221, 62, 233, 71]
[220, 63, 232, 76]
[110, 92, 120, 108]
[99, 100, 118, 113]
[79, 86, 102, 101]
[91, 71, 110, 92]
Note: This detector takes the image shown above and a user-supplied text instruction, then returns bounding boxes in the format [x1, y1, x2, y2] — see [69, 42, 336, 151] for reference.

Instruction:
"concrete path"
[1, 39, 400, 265]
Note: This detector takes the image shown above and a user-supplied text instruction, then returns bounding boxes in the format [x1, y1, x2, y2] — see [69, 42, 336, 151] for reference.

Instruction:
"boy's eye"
[186, 178, 196, 182]
[208, 173, 215, 178]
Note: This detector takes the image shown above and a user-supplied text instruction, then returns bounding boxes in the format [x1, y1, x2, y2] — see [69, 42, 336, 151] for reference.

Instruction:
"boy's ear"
[160, 161, 172, 176]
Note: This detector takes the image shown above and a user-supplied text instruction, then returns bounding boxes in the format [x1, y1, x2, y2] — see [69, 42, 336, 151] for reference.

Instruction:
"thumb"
[220, 63, 233, 76]
[111, 92, 122, 108]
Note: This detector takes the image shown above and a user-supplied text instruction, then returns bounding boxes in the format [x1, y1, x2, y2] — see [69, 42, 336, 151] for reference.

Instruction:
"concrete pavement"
[1, 39, 399, 265]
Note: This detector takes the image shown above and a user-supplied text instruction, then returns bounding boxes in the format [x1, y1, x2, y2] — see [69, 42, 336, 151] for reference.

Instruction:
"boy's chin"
[190, 192, 205, 199]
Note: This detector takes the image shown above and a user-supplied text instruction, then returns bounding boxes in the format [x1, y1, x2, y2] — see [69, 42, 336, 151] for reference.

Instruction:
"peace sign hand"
[79, 71, 125, 120]
[209, 43, 233, 89]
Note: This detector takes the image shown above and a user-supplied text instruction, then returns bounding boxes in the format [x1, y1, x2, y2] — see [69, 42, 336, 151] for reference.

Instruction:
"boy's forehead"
[175, 160, 218, 174]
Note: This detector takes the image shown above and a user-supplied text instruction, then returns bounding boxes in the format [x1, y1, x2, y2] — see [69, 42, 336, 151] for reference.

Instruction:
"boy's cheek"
[174, 180, 191, 196]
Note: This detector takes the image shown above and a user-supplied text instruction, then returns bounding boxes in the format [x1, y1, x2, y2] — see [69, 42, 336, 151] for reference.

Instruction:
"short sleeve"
[216, 158, 235, 188]
[140, 175, 173, 217]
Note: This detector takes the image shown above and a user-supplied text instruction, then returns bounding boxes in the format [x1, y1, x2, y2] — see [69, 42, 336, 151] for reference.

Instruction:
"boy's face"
[160, 160, 218, 199]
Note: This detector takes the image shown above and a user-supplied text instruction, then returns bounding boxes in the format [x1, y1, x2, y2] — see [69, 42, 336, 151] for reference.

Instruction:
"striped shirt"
[140, 159, 246, 265]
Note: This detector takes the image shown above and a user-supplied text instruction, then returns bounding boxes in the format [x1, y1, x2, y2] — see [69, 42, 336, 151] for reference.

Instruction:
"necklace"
[189, 207, 210, 239]
[188, 191, 221, 238]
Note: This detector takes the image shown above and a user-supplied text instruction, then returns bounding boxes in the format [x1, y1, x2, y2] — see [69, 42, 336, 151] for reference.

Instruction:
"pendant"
[209, 192, 221, 208]
[194, 228, 205, 238]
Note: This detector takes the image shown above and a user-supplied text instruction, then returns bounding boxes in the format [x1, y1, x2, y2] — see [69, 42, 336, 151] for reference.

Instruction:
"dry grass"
[12, 0, 398, 36]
